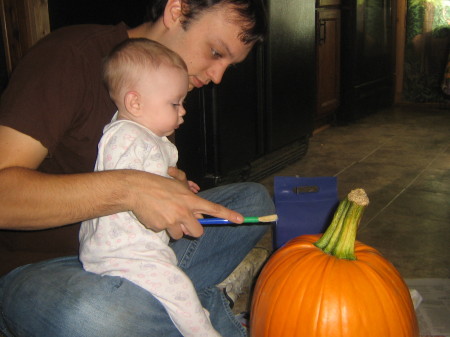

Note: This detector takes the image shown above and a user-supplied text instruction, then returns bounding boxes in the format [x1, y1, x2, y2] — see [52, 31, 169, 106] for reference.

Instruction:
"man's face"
[164, 4, 255, 91]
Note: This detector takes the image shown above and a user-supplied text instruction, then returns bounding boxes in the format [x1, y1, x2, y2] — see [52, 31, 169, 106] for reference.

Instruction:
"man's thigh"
[0, 256, 180, 337]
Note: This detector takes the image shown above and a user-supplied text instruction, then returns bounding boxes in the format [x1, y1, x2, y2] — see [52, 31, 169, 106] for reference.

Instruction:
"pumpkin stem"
[314, 188, 369, 260]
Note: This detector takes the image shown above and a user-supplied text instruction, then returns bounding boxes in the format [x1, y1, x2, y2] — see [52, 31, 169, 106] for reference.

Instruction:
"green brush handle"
[243, 217, 260, 223]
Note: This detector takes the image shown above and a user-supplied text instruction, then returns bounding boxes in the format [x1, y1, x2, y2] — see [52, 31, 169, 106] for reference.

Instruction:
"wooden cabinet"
[316, 7, 341, 127]
[265, 0, 316, 152]
[176, 47, 265, 186]
[0, 0, 50, 89]
[338, 0, 395, 122]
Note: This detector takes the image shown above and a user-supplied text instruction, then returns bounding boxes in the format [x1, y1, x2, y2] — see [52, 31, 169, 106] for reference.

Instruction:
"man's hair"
[103, 38, 187, 104]
[145, 0, 267, 44]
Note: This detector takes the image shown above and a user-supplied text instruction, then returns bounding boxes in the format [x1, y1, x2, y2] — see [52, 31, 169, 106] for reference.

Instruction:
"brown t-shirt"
[0, 23, 129, 275]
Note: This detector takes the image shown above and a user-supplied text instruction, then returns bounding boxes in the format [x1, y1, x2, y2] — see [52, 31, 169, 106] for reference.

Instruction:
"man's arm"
[0, 126, 243, 239]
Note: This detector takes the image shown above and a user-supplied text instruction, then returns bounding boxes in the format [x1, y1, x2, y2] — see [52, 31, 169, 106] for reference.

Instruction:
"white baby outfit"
[79, 115, 220, 336]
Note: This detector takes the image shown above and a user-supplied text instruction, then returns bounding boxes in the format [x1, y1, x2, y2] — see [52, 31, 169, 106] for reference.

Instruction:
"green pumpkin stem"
[314, 189, 369, 260]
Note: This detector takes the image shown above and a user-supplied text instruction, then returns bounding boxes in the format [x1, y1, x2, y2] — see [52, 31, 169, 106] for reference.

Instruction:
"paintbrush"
[198, 214, 278, 225]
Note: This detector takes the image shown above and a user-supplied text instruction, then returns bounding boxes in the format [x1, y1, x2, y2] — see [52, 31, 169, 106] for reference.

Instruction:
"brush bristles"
[259, 214, 278, 222]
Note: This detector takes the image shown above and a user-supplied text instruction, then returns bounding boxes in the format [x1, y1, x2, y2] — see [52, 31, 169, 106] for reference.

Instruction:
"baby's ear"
[124, 91, 141, 116]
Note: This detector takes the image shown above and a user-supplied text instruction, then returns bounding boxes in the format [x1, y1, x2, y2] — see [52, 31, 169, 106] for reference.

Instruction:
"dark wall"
[48, 0, 149, 30]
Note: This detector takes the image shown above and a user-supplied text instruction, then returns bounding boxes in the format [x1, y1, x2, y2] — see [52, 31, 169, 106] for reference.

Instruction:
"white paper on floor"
[406, 278, 450, 337]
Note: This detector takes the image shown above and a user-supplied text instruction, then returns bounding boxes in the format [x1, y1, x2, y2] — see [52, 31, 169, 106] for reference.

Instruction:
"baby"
[79, 38, 219, 337]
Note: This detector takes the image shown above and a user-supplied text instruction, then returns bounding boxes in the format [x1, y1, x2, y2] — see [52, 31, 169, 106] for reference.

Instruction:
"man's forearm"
[0, 167, 130, 230]
[0, 166, 243, 238]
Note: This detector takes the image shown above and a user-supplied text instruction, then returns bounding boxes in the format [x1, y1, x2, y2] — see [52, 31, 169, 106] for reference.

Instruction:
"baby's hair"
[103, 38, 187, 104]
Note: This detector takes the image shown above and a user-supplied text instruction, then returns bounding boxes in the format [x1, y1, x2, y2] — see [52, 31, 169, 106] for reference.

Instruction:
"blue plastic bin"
[274, 176, 339, 249]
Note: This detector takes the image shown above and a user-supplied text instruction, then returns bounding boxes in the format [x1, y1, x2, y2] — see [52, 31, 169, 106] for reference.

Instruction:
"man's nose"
[207, 62, 229, 84]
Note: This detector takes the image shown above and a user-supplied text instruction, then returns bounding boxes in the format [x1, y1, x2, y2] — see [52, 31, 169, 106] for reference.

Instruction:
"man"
[0, 0, 274, 336]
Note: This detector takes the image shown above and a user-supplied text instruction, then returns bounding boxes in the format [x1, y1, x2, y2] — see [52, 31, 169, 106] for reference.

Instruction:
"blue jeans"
[0, 182, 274, 337]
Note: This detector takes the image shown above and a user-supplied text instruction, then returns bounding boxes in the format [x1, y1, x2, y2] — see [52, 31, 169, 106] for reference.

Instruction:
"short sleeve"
[0, 35, 89, 153]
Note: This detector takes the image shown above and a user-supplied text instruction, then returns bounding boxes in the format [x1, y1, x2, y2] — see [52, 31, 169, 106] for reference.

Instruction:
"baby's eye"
[211, 48, 222, 59]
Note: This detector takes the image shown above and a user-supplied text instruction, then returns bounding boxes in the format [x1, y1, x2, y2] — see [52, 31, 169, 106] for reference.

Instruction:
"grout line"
[334, 142, 387, 177]
[358, 143, 388, 162]
[362, 144, 449, 229]
[334, 161, 357, 177]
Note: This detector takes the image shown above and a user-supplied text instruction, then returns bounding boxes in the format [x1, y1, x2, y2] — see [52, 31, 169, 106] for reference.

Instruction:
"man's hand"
[127, 170, 243, 240]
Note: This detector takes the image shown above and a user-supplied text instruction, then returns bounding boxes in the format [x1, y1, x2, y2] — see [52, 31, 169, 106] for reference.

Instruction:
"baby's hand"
[188, 180, 200, 194]
[168, 167, 200, 193]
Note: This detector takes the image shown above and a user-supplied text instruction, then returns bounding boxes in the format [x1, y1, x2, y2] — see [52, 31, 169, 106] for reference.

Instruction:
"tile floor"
[234, 103, 450, 313]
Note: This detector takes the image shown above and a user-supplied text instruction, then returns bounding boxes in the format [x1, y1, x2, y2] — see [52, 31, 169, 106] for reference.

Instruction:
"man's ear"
[163, 0, 183, 28]
[124, 91, 141, 116]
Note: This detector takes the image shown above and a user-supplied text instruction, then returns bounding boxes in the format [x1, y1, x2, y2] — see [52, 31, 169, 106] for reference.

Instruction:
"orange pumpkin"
[250, 189, 419, 337]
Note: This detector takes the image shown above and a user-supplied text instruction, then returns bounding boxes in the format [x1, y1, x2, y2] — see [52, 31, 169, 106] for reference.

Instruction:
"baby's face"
[137, 66, 189, 137]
